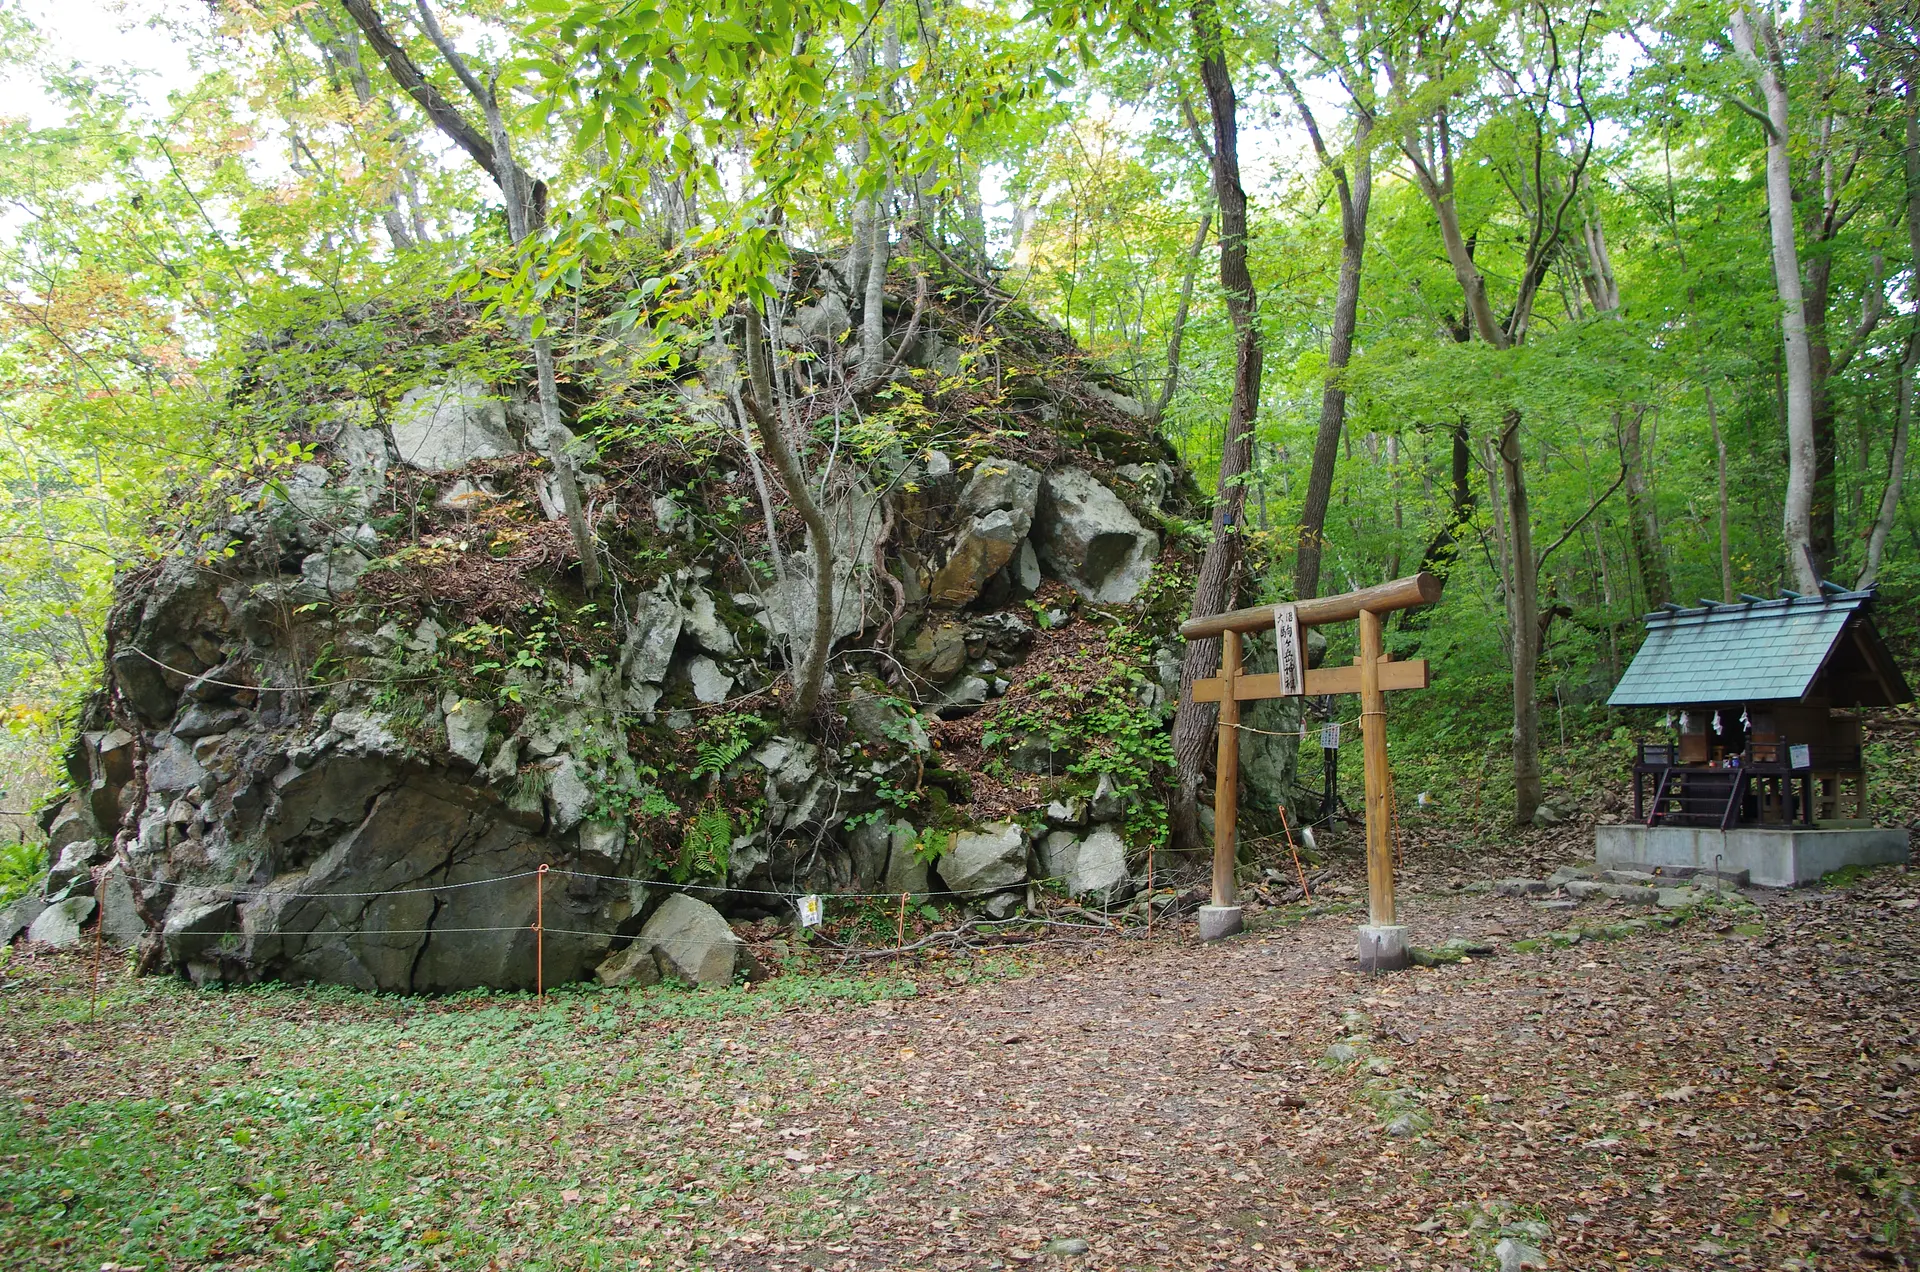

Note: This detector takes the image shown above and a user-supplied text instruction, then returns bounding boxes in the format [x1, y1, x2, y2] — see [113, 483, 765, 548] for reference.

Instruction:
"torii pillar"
[1182, 572, 1443, 970]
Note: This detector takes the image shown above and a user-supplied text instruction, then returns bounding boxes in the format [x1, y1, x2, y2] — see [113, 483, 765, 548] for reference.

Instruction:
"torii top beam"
[1179, 573, 1445, 640]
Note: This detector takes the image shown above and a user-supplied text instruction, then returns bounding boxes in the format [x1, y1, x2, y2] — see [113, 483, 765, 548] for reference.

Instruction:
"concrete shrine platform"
[1595, 824, 1911, 888]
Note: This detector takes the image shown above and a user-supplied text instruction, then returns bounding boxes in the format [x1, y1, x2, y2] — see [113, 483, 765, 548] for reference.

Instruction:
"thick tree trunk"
[1618, 406, 1668, 607]
[1804, 254, 1838, 577]
[1497, 411, 1542, 824]
[1170, 0, 1263, 854]
[1731, 4, 1819, 594]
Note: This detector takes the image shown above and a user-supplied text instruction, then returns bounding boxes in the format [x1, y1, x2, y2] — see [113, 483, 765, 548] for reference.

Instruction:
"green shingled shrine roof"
[1608, 590, 1910, 708]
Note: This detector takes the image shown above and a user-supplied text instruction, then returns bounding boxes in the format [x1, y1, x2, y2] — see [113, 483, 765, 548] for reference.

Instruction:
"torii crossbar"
[1180, 572, 1444, 969]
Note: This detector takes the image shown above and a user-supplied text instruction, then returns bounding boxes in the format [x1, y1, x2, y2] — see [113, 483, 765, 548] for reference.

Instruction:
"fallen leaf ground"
[4, 861, 1919, 1272]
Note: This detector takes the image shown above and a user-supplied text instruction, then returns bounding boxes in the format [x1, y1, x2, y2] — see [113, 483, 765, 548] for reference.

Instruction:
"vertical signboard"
[1274, 602, 1305, 697]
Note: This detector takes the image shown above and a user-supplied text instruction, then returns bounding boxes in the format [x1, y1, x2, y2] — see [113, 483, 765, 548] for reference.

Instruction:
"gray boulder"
[1039, 827, 1131, 904]
[579, 820, 626, 866]
[174, 704, 247, 740]
[1088, 772, 1128, 824]
[146, 734, 208, 795]
[594, 942, 663, 988]
[846, 689, 929, 754]
[98, 863, 146, 946]
[904, 622, 967, 685]
[883, 825, 931, 899]
[162, 896, 235, 964]
[938, 823, 1027, 896]
[389, 380, 518, 472]
[1045, 796, 1088, 828]
[1039, 830, 1080, 881]
[46, 804, 94, 855]
[788, 291, 851, 347]
[928, 459, 1040, 607]
[1, 892, 47, 944]
[442, 695, 493, 766]
[639, 893, 742, 987]
[1013, 539, 1042, 595]
[682, 587, 738, 656]
[932, 675, 990, 718]
[686, 656, 735, 705]
[299, 545, 371, 599]
[1033, 468, 1160, 602]
[547, 757, 595, 833]
[1067, 827, 1131, 904]
[46, 838, 104, 896]
[28, 895, 96, 948]
[847, 818, 892, 888]
[620, 588, 684, 690]
[1115, 461, 1174, 508]
[754, 480, 885, 666]
[1086, 384, 1147, 417]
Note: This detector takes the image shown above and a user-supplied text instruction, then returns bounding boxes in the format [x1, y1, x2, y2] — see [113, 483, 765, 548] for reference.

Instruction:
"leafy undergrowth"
[0, 965, 925, 1270]
[6, 863, 1920, 1270]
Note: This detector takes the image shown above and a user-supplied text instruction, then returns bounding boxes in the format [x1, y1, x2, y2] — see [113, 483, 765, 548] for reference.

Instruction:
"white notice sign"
[1320, 722, 1342, 750]
[1789, 744, 1811, 770]
[796, 894, 824, 928]
[1274, 603, 1304, 697]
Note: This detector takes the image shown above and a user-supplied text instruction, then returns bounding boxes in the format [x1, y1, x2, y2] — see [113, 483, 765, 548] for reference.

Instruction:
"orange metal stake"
[535, 863, 548, 998]
[1277, 806, 1313, 903]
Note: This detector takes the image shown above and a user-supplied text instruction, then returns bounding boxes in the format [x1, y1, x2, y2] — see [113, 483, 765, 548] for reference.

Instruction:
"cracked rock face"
[388, 379, 519, 473]
[1034, 467, 1160, 603]
[928, 459, 1042, 607]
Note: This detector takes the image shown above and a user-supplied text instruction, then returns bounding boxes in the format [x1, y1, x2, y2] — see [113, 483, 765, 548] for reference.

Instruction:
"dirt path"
[5, 874, 1918, 1271]
[694, 885, 1920, 1270]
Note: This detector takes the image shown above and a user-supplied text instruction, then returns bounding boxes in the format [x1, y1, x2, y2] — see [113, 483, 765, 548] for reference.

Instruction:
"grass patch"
[0, 964, 916, 1269]
[1821, 863, 1894, 890]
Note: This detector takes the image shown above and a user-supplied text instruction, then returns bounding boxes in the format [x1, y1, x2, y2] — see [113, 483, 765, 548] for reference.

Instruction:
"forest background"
[0, 0, 1914, 888]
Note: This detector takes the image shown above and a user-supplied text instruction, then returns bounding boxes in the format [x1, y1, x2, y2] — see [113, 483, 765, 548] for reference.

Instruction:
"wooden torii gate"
[1180, 572, 1443, 969]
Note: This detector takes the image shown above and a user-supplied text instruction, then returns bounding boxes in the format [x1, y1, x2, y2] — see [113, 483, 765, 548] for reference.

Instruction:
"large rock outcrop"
[13, 256, 1296, 992]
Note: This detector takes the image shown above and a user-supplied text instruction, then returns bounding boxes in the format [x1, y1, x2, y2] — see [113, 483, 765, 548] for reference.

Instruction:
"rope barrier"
[1227, 711, 1365, 740]
[113, 870, 544, 900]
[119, 647, 780, 717]
[114, 865, 1049, 904]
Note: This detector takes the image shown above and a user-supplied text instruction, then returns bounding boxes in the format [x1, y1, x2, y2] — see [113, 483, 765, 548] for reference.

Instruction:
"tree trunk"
[1804, 253, 1838, 578]
[1706, 383, 1735, 602]
[1416, 420, 1475, 577]
[1170, 0, 1263, 854]
[393, 0, 600, 590]
[1731, 4, 1820, 594]
[1618, 406, 1668, 607]
[1278, 71, 1374, 600]
[1861, 90, 1920, 589]
[1497, 411, 1542, 824]
[855, 23, 899, 387]
[741, 307, 834, 728]
[1292, 147, 1372, 599]
[1151, 210, 1211, 423]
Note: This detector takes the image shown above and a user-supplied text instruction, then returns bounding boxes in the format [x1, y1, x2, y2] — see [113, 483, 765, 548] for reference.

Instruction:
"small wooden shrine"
[1608, 587, 1910, 829]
